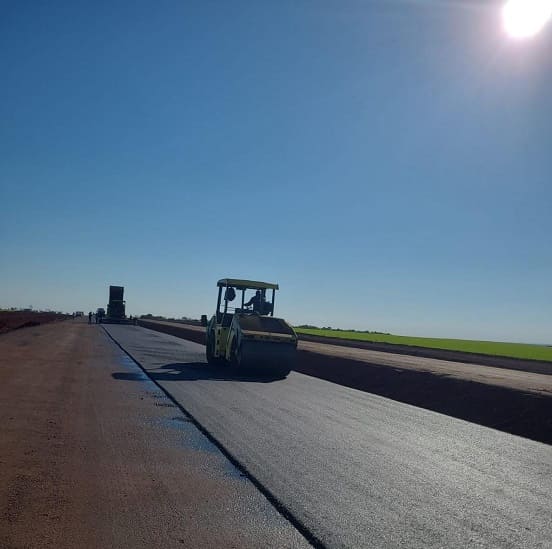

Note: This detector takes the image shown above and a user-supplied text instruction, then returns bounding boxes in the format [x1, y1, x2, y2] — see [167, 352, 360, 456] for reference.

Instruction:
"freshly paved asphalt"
[105, 325, 552, 549]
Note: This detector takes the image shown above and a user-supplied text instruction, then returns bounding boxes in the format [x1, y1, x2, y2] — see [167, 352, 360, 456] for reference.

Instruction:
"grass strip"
[295, 328, 552, 362]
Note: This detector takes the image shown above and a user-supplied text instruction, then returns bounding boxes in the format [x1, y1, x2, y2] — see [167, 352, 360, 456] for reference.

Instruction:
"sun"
[502, 0, 552, 39]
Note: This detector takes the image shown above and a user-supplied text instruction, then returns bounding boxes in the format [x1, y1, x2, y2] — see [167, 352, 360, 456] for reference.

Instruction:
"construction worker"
[96, 309, 104, 323]
[244, 290, 267, 314]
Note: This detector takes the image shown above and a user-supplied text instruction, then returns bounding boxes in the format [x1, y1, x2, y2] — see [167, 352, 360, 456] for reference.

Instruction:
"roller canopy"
[109, 285, 124, 301]
[217, 279, 279, 290]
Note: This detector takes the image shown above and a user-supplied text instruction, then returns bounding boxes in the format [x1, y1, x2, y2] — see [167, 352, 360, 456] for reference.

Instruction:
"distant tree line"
[140, 314, 200, 324]
[295, 324, 390, 335]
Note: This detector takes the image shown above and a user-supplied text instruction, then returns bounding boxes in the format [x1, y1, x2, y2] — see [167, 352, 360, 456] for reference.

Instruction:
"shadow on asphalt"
[113, 362, 287, 383]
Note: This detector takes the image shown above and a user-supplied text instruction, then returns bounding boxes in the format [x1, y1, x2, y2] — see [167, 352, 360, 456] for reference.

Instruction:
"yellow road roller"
[205, 279, 297, 375]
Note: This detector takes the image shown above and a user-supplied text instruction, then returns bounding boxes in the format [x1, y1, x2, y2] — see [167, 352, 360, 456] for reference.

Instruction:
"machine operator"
[244, 290, 268, 314]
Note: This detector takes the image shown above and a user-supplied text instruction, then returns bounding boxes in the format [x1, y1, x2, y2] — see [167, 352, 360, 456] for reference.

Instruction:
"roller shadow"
[113, 362, 287, 383]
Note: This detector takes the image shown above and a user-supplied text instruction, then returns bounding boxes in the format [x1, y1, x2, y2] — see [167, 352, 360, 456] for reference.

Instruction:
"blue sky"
[1, 0, 550, 342]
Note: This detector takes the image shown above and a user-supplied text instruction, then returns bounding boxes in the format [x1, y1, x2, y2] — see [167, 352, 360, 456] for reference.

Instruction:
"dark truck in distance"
[100, 285, 134, 324]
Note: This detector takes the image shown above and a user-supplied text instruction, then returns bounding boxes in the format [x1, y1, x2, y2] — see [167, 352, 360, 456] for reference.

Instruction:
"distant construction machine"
[100, 285, 133, 324]
[206, 279, 297, 376]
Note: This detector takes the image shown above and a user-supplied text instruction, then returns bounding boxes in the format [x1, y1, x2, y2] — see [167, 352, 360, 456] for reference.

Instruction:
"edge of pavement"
[101, 325, 325, 549]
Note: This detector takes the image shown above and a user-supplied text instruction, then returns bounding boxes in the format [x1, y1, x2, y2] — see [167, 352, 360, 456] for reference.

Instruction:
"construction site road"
[105, 324, 552, 549]
[0, 320, 311, 549]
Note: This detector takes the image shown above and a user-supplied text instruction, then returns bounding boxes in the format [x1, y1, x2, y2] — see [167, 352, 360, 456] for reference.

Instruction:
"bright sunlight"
[502, 0, 552, 39]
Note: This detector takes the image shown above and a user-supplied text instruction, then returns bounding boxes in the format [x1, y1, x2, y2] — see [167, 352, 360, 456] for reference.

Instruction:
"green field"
[295, 328, 552, 362]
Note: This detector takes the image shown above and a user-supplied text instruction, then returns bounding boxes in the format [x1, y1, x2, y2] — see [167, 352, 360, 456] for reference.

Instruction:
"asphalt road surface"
[105, 324, 552, 549]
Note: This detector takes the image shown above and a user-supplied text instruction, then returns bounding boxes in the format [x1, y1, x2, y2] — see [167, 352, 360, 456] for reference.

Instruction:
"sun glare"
[502, 0, 552, 39]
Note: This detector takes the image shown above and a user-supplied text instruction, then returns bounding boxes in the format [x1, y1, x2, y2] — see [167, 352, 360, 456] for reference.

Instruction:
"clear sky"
[1, 0, 551, 343]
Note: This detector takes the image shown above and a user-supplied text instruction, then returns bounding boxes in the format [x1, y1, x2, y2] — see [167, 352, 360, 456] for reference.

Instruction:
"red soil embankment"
[0, 311, 69, 334]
